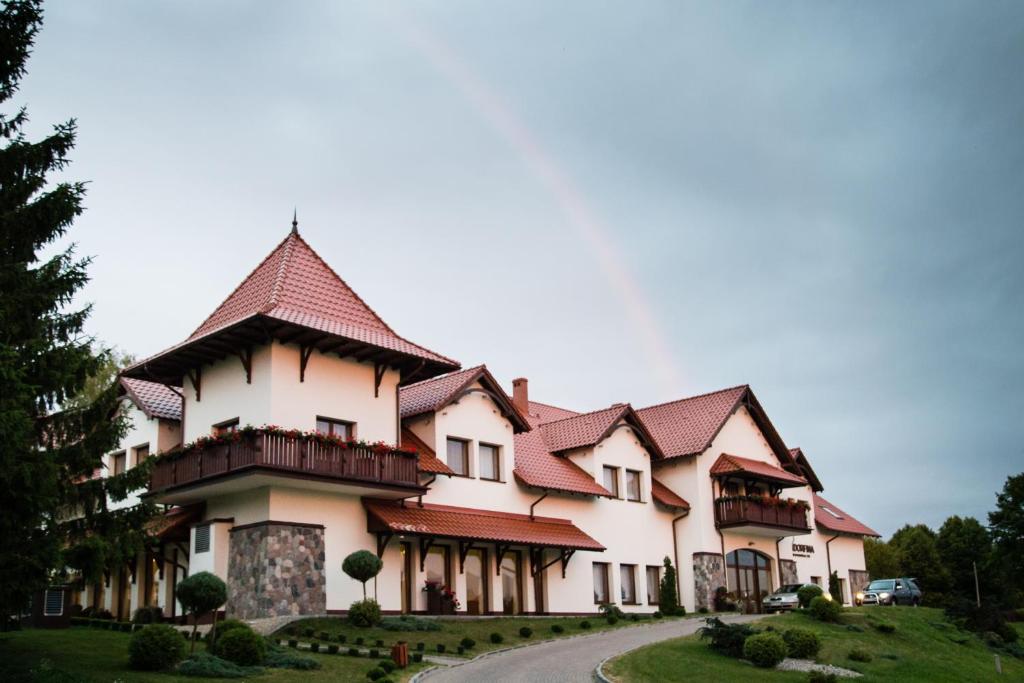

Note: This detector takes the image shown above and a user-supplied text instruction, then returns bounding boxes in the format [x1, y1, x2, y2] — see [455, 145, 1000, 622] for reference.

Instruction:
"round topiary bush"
[128, 624, 187, 671]
[416, 642, 425, 651]
[782, 628, 820, 658]
[327, 644, 339, 654]
[132, 606, 164, 624]
[519, 626, 532, 638]
[380, 660, 396, 673]
[798, 584, 825, 609]
[209, 619, 252, 654]
[653, 611, 663, 619]
[435, 644, 445, 653]
[551, 624, 564, 634]
[848, 647, 873, 662]
[874, 622, 896, 634]
[743, 631, 787, 668]
[580, 620, 592, 629]
[460, 637, 476, 649]
[367, 667, 386, 680]
[809, 596, 842, 623]
[348, 647, 360, 656]
[349, 599, 383, 628]
[216, 628, 267, 666]
[412, 652, 423, 663]
[490, 632, 504, 644]
[309, 642, 320, 653]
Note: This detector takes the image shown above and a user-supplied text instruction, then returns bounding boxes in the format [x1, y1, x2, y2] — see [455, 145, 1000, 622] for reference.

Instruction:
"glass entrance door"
[500, 551, 521, 614]
[465, 549, 488, 615]
[726, 550, 772, 614]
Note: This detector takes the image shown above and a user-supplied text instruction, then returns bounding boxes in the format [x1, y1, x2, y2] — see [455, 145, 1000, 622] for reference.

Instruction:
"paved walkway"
[418, 613, 762, 683]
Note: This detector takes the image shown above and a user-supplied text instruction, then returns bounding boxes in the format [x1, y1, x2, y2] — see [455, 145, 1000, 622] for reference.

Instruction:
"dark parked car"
[855, 578, 921, 606]
[762, 583, 820, 613]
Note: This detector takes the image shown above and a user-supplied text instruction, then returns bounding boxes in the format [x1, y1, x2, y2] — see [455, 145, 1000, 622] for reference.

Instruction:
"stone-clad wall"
[780, 559, 799, 586]
[227, 522, 326, 619]
[692, 552, 725, 611]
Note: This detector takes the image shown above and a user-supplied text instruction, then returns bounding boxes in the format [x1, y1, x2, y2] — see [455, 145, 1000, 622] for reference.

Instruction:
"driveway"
[418, 613, 762, 683]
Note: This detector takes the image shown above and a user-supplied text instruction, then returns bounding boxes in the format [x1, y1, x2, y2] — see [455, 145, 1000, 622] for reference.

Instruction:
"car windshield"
[776, 585, 804, 594]
[867, 580, 895, 591]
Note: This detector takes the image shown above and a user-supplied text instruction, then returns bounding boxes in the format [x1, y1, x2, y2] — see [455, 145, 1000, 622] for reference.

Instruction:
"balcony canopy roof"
[710, 453, 807, 489]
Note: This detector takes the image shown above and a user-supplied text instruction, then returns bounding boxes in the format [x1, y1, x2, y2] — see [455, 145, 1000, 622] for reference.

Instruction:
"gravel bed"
[777, 657, 863, 677]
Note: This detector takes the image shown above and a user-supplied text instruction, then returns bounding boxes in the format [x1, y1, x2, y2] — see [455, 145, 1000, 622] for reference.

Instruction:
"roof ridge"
[528, 399, 579, 413]
[537, 402, 630, 427]
[638, 384, 749, 413]
[266, 231, 296, 308]
[400, 364, 483, 391]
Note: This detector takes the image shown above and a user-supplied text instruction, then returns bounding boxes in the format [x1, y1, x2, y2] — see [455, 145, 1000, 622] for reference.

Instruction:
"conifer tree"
[0, 0, 154, 625]
[659, 556, 681, 615]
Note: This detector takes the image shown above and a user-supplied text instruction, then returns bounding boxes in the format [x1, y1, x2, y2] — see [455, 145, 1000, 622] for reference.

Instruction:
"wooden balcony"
[714, 496, 811, 535]
[150, 431, 421, 494]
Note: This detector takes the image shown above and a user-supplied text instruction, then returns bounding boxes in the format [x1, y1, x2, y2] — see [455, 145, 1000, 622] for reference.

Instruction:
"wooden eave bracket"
[374, 361, 386, 398]
[458, 540, 478, 574]
[376, 531, 393, 558]
[531, 547, 564, 578]
[186, 367, 202, 402]
[561, 549, 576, 578]
[299, 344, 315, 383]
[233, 346, 253, 384]
[418, 536, 436, 572]
[495, 544, 511, 576]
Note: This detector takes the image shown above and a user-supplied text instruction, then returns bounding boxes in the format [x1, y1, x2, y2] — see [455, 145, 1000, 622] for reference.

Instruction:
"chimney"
[512, 377, 529, 415]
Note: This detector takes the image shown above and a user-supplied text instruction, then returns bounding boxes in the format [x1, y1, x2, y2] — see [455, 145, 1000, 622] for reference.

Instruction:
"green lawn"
[279, 613, 674, 658]
[606, 607, 1024, 682]
[0, 627, 425, 682]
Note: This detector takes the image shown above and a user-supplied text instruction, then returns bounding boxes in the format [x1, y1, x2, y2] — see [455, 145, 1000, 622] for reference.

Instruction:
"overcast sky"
[18, 1, 1024, 536]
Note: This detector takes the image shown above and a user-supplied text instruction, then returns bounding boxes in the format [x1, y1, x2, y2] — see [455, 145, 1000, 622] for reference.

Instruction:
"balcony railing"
[150, 431, 421, 492]
[714, 496, 810, 532]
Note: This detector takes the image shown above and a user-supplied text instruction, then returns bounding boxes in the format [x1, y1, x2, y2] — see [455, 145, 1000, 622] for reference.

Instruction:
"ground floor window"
[465, 548, 489, 615]
[501, 551, 522, 614]
[726, 549, 772, 614]
[400, 542, 413, 614]
[424, 545, 451, 588]
[593, 562, 611, 604]
[620, 564, 637, 604]
[646, 565, 661, 605]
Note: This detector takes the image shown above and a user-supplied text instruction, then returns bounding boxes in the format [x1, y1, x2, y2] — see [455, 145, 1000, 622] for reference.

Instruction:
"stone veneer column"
[780, 559, 799, 586]
[692, 552, 726, 611]
[227, 522, 326, 620]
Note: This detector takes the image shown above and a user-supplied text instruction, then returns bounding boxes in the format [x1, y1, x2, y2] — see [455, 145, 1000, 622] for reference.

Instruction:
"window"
[194, 524, 211, 554]
[592, 562, 611, 604]
[479, 443, 500, 481]
[620, 564, 637, 604]
[133, 443, 150, 466]
[213, 419, 238, 436]
[602, 466, 620, 497]
[316, 416, 354, 439]
[811, 576, 822, 587]
[424, 545, 451, 588]
[646, 566, 661, 605]
[446, 438, 469, 476]
[111, 451, 126, 476]
[625, 469, 642, 501]
[819, 505, 844, 520]
[43, 589, 64, 617]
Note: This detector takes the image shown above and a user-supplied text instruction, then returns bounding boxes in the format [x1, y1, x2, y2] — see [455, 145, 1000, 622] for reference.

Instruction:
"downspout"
[717, 528, 728, 590]
[825, 534, 839, 583]
[529, 492, 548, 520]
[416, 475, 436, 507]
[671, 510, 689, 602]
[775, 537, 784, 589]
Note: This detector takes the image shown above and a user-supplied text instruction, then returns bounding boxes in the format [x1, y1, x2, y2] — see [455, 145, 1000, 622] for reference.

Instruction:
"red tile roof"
[637, 385, 748, 459]
[526, 400, 579, 425]
[400, 427, 453, 475]
[125, 230, 459, 382]
[651, 478, 690, 509]
[399, 366, 530, 432]
[512, 427, 613, 498]
[539, 404, 631, 453]
[710, 453, 807, 487]
[364, 499, 604, 551]
[146, 504, 203, 540]
[813, 493, 880, 537]
[120, 378, 182, 421]
[789, 447, 824, 492]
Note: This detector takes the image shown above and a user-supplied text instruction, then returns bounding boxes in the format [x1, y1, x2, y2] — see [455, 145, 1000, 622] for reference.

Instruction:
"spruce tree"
[0, 0, 154, 625]
[659, 556, 681, 616]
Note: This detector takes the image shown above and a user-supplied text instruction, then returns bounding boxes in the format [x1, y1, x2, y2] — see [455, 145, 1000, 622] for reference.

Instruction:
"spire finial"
[291, 208, 298, 234]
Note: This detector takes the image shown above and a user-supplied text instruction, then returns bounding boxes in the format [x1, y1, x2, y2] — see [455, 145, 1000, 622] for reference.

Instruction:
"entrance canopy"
[710, 453, 807, 489]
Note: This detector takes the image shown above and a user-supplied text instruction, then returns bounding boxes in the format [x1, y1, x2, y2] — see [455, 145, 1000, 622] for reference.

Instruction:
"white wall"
[107, 400, 176, 510]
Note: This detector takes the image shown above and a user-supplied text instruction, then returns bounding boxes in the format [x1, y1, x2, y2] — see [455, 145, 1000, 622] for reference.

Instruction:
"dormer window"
[625, 469, 642, 502]
[316, 417, 354, 440]
[111, 451, 126, 476]
[447, 438, 469, 476]
[479, 443, 500, 481]
[133, 443, 150, 466]
[602, 466, 620, 498]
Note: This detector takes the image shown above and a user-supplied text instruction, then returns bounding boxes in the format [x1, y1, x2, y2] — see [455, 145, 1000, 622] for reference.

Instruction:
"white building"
[86, 226, 877, 621]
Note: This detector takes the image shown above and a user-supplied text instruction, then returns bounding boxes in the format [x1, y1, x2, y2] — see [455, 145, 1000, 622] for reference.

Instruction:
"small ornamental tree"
[176, 572, 227, 652]
[659, 557, 681, 616]
[343, 550, 383, 600]
[828, 571, 843, 603]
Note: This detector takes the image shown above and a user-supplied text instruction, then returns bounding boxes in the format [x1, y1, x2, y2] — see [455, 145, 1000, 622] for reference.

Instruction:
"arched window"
[725, 549, 773, 613]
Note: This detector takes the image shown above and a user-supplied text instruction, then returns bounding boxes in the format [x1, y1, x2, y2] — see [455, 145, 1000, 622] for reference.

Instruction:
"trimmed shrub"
[698, 607, 709, 614]
[380, 660, 396, 673]
[874, 622, 897, 634]
[288, 639, 298, 648]
[327, 644, 339, 654]
[177, 652, 260, 678]
[217, 628, 266, 666]
[783, 628, 820, 658]
[209, 619, 253, 654]
[809, 596, 842, 623]
[519, 626, 533, 638]
[412, 653, 423, 663]
[375, 639, 384, 648]
[798, 584, 825, 609]
[698, 617, 756, 658]
[551, 624, 564, 634]
[599, 603, 625, 620]
[580, 620, 592, 630]
[356, 636, 365, 646]
[343, 550, 384, 600]
[176, 572, 227, 653]
[808, 672, 839, 683]
[457, 646, 464, 654]
[264, 644, 321, 670]
[743, 632, 787, 668]
[606, 616, 618, 625]
[630, 613, 640, 622]
[369, 648, 380, 658]
[132, 606, 164, 624]
[367, 667, 386, 681]
[652, 611, 662, 619]
[338, 634, 347, 643]
[436, 644, 446, 653]
[348, 647, 360, 656]
[309, 642, 320, 653]
[304, 628, 315, 638]
[490, 632, 504, 644]
[121, 622, 133, 632]
[286, 626, 298, 636]
[129, 624, 187, 671]
[416, 642, 425, 651]
[714, 586, 736, 612]
[379, 616, 442, 632]
[460, 637, 476, 649]
[848, 647, 873, 662]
